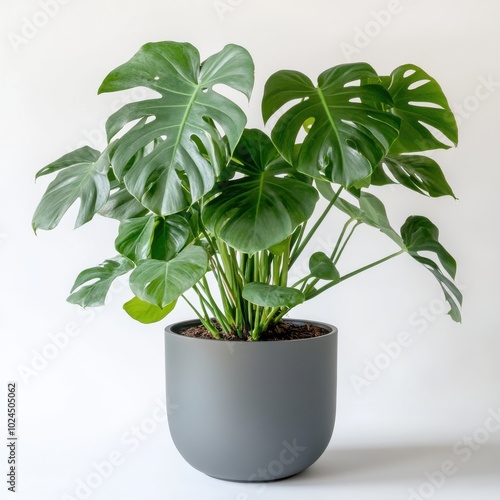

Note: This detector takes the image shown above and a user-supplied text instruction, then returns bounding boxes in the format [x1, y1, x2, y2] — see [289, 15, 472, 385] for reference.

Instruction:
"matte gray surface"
[165, 319, 338, 482]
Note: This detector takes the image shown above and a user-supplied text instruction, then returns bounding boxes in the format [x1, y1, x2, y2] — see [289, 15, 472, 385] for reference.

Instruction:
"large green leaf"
[114, 214, 191, 263]
[129, 246, 208, 308]
[401, 216, 462, 322]
[202, 129, 318, 253]
[371, 154, 456, 198]
[382, 65, 458, 154]
[33, 147, 110, 230]
[262, 63, 400, 187]
[98, 41, 254, 216]
[123, 296, 176, 324]
[242, 283, 305, 308]
[67, 256, 134, 307]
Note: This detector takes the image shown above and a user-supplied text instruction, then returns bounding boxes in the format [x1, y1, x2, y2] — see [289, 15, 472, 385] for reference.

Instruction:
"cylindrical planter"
[165, 319, 338, 482]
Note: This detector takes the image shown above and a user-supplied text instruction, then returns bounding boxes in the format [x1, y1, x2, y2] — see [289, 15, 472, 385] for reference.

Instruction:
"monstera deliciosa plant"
[33, 42, 461, 340]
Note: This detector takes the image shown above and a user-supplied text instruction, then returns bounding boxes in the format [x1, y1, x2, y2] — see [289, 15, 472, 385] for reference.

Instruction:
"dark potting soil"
[179, 321, 329, 341]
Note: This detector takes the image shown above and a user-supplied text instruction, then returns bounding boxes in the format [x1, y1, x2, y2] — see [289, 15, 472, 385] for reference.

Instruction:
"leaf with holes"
[203, 129, 318, 253]
[32, 147, 110, 230]
[67, 256, 134, 307]
[129, 246, 208, 308]
[371, 154, 456, 198]
[99, 41, 254, 215]
[262, 63, 400, 187]
[382, 65, 458, 154]
[401, 216, 462, 322]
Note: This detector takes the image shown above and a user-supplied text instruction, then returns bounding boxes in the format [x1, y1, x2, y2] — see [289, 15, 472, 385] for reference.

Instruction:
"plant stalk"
[290, 186, 343, 265]
[306, 249, 405, 300]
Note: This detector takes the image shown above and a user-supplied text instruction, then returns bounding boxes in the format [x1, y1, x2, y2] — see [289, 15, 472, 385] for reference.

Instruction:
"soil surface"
[179, 321, 329, 341]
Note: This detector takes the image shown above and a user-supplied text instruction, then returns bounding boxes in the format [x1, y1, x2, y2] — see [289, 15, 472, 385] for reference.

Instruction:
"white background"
[1, 0, 499, 499]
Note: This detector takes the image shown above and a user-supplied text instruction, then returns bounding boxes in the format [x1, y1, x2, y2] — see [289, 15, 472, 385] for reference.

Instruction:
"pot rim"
[164, 318, 338, 343]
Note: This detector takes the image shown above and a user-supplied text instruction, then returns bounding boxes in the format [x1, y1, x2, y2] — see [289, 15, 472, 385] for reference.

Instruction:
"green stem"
[302, 219, 361, 295]
[273, 307, 289, 324]
[262, 306, 281, 330]
[182, 294, 220, 339]
[200, 228, 225, 281]
[291, 274, 311, 288]
[290, 222, 307, 256]
[209, 256, 234, 317]
[203, 275, 233, 325]
[280, 241, 290, 287]
[181, 293, 203, 319]
[200, 230, 237, 317]
[273, 253, 281, 286]
[260, 251, 270, 283]
[333, 220, 361, 265]
[195, 282, 231, 333]
[329, 218, 355, 261]
[290, 186, 343, 266]
[252, 307, 261, 340]
[306, 249, 405, 300]
[216, 240, 238, 295]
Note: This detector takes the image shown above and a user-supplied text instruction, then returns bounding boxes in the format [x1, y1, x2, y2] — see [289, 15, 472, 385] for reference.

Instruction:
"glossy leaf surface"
[203, 129, 318, 253]
[262, 63, 400, 187]
[129, 246, 208, 308]
[33, 147, 109, 230]
[67, 256, 133, 307]
[99, 42, 254, 215]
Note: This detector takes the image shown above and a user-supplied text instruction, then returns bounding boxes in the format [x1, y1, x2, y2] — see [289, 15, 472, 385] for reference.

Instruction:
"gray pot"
[165, 319, 338, 482]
